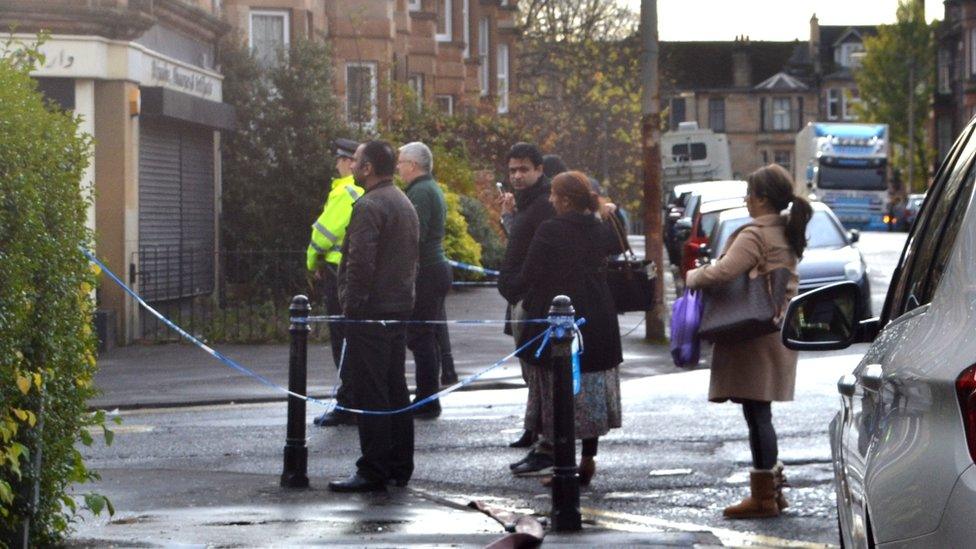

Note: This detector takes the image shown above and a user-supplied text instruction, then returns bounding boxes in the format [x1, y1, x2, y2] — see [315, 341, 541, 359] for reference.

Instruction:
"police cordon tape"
[448, 259, 500, 277]
[82, 248, 582, 413]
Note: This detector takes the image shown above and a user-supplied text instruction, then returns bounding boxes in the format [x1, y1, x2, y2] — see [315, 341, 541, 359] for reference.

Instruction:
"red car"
[679, 196, 746, 278]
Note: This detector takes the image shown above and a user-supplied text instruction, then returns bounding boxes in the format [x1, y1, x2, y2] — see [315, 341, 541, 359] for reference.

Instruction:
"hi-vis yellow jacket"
[306, 174, 364, 271]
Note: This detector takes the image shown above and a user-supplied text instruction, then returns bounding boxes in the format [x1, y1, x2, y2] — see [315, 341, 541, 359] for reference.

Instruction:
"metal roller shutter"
[138, 118, 214, 302]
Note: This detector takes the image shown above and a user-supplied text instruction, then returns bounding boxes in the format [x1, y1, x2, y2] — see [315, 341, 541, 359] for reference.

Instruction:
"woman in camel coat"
[685, 164, 812, 520]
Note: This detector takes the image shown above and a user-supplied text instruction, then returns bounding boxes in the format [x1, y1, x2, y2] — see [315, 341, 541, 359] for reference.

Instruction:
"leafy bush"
[0, 39, 111, 544]
[459, 196, 504, 269]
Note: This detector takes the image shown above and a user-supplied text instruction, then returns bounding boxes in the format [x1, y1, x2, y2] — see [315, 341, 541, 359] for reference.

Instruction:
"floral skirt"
[522, 361, 622, 441]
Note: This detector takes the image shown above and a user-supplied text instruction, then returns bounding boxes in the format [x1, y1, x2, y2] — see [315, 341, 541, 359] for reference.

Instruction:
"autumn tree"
[855, 0, 934, 192]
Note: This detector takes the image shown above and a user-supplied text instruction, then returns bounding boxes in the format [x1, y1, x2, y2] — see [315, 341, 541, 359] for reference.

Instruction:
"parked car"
[678, 197, 745, 278]
[884, 193, 926, 232]
[665, 180, 746, 265]
[705, 201, 871, 319]
[781, 120, 976, 547]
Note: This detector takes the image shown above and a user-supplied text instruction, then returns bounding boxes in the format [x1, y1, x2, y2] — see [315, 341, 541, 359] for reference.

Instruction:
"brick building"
[221, 0, 518, 128]
[934, 0, 976, 167]
[661, 15, 876, 179]
[1, 0, 235, 345]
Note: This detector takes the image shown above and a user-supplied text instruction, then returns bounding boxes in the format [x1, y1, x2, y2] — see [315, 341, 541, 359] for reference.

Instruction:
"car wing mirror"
[848, 229, 860, 244]
[782, 281, 877, 350]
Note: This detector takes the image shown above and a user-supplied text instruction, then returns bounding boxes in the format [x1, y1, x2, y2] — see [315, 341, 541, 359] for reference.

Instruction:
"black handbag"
[606, 216, 656, 313]
[698, 226, 791, 342]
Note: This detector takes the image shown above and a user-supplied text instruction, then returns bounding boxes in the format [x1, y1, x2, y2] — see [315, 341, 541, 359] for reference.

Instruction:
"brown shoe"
[772, 461, 789, 510]
[723, 470, 780, 519]
[540, 457, 596, 487]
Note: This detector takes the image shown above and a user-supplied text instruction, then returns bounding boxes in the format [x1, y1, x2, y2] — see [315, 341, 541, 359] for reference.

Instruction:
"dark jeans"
[407, 261, 452, 403]
[741, 399, 778, 470]
[434, 302, 455, 379]
[346, 317, 415, 482]
[322, 266, 351, 407]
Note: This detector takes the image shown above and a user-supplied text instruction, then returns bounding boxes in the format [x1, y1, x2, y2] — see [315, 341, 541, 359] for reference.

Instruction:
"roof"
[673, 180, 747, 197]
[660, 41, 800, 90]
[817, 25, 877, 73]
[754, 71, 809, 91]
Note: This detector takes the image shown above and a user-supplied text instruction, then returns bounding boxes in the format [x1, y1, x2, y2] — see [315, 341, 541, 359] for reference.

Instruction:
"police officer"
[308, 138, 364, 427]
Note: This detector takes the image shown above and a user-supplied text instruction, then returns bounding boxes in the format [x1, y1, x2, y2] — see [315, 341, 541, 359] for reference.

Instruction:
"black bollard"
[281, 295, 310, 488]
[548, 295, 582, 531]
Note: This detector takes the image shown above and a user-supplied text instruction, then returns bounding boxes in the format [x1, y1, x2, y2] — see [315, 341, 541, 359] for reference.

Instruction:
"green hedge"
[0, 40, 112, 545]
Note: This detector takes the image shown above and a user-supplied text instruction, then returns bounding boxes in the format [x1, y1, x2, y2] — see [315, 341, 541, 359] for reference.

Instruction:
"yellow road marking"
[581, 507, 837, 548]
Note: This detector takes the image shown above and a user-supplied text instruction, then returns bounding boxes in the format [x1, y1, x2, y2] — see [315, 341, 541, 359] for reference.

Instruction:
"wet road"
[74, 232, 906, 546]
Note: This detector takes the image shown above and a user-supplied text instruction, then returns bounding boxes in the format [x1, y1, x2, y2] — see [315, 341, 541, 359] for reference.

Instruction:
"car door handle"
[860, 363, 884, 392]
[837, 374, 857, 397]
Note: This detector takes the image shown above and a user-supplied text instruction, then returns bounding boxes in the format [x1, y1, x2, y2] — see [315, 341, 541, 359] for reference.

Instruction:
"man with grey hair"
[397, 142, 452, 419]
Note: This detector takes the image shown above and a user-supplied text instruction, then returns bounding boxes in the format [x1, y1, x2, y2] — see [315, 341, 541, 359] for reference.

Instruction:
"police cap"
[334, 138, 360, 159]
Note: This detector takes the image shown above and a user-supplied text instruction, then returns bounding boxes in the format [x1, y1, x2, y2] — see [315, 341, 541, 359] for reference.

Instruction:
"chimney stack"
[732, 35, 752, 88]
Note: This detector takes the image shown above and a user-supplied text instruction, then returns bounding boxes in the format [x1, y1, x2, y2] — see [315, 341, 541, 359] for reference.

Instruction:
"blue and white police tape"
[448, 259, 500, 277]
[81, 248, 575, 412]
[302, 315, 551, 325]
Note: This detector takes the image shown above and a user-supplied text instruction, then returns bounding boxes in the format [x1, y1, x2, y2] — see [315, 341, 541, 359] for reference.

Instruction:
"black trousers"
[407, 261, 452, 402]
[741, 399, 778, 470]
[434, 302, 455, 378]
[346, 318, 415, 482]
[322, 266, 351, 407]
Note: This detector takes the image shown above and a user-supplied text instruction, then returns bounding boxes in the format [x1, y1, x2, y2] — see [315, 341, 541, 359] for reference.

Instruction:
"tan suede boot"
[723, 470, 780, 519]
[772, 461, 789, 510]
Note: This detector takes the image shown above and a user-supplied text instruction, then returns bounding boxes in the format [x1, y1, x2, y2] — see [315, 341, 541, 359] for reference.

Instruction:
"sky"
[624, 0, 944, 42]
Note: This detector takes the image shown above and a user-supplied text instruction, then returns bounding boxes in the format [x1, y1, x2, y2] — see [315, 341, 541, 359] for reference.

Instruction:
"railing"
[132, 248, 325, 343]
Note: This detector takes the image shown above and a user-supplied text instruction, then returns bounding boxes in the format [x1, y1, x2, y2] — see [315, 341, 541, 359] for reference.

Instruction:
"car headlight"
[844, 260, 864, 281]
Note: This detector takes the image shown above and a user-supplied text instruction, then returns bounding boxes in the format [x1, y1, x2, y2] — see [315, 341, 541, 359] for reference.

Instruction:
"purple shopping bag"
[670, 288, 703, 368]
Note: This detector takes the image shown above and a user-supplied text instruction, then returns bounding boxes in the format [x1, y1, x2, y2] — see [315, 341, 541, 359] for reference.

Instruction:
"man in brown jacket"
[329, 140, 420, 493]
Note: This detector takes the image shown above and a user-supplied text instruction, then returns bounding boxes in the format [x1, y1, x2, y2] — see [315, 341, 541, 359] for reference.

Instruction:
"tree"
[855, 0, 934, 192]
[220, 37, 349, 255]
[514, 1, 644, 211]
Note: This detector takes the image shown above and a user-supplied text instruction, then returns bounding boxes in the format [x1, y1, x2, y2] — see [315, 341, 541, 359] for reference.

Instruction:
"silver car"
[782, 120, 976, 547]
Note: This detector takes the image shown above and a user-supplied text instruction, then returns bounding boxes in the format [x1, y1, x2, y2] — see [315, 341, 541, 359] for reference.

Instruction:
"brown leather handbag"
[698, 226, 791, 343]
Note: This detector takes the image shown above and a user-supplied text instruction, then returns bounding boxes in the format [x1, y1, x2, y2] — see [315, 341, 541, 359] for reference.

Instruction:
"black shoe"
[328, 473, 386, 493]
[509, 430, 535, 448]
[412, 400, 441, 420]
[510, 452, 554, 477]
[314, 409, 357, 427]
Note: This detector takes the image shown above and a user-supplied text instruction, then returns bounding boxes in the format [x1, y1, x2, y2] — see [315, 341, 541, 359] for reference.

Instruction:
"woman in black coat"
[514, 170, 624, 486]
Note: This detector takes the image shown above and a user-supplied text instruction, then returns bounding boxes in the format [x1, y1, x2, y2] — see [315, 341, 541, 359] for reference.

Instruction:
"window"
[827, 88, 841, 120]
[671, 143, 707, 161]
[670, 97, 685, 129]
[939, 48, 952, 94]
[497, 43, 509, 113]
[346, 62, 377, 129]
[249, 10, 289, 68]
[708, 98, 725, 132]
[774, 150, 791, 174]
[797, 96, 804, 128]
[970, 28, 976, 76]
[436, 0, 452, 42]
[938, 115, 954, 162]
[408, 74, 424, 107]
[462, 0, 470, 58]
[842, 88, 859, 120]
[478, 17, 490, 96]
[885, 124, 976, 321]
[408, 0, 420, 11]
[772, 97, 791, 131]
[835, 41, 865, 68]
[435, 95, 454, 115]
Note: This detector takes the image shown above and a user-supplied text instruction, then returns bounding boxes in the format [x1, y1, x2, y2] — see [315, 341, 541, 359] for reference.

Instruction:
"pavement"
[72, 265, 737, 547]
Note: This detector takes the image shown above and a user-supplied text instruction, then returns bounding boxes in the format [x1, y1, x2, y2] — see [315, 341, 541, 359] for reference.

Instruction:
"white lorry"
[660, 121, 733, 195]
